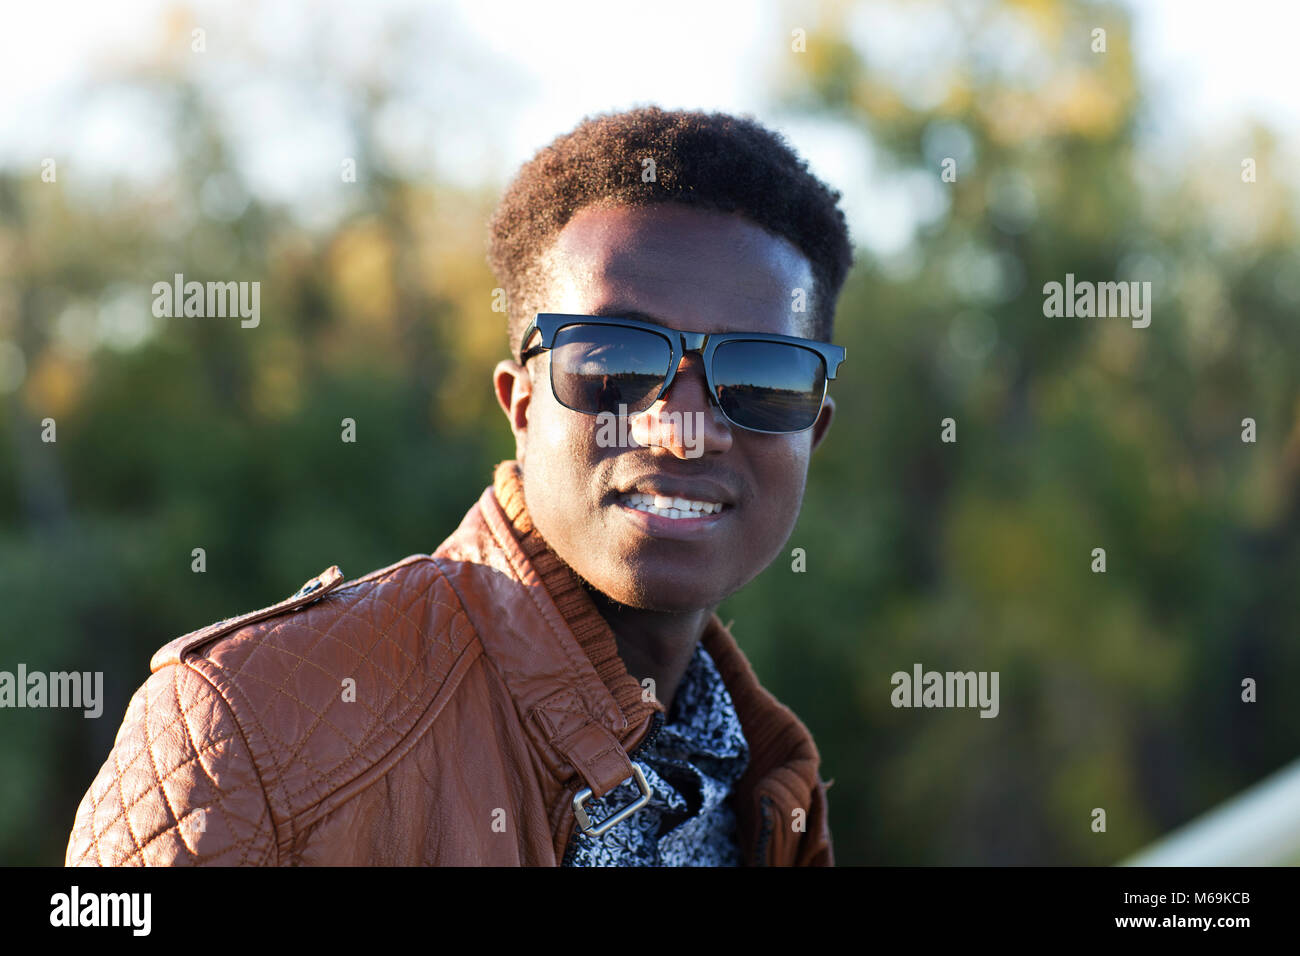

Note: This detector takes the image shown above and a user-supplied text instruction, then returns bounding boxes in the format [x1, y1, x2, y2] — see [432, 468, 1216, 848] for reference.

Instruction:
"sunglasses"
[519, 313, 845, 434]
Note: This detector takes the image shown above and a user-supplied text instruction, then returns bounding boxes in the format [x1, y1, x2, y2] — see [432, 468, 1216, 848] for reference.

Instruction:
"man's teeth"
[622, 492, 724, 519]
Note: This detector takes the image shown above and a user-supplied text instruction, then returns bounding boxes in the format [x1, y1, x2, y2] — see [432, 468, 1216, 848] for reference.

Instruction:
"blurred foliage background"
[2, 0, 1298, 865]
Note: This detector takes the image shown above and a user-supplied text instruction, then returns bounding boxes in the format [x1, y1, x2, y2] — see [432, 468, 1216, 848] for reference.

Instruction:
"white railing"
[1121, 755, 1300, 866]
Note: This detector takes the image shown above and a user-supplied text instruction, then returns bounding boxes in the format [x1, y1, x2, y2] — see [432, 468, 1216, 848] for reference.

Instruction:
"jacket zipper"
[560, 709, 666, 866]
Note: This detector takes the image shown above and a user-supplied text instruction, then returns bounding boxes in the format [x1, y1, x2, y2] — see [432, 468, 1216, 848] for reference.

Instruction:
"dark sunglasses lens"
[712, 341, 827, 432]
[550, 324, 672, 414]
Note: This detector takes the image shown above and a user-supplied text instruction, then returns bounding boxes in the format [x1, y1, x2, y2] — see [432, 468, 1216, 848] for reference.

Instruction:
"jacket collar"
[439, 461, 825, 861]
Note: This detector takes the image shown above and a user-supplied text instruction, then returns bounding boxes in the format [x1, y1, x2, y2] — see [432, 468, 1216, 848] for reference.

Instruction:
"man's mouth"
[619, 492, 725, 520]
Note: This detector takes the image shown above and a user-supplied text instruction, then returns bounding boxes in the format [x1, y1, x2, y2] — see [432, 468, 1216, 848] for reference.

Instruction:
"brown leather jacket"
[66, 462, 834, 866]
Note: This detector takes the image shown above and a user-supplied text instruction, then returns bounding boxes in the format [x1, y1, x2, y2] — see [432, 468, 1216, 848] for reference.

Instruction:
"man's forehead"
[538, 203, 815, 331]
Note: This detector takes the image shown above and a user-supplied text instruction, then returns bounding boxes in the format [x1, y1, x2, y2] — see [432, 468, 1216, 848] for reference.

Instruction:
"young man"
[65, 105, 853, 866]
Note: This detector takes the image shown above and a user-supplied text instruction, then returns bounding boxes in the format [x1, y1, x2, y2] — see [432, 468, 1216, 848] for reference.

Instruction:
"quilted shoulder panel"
[67, 553, 485, 865]
[66, 662, 276, 866]
[167, 555, 482, 821]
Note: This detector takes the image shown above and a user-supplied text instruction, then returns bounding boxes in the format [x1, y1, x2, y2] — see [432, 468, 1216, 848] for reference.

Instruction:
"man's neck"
[591, 595, 713, 716]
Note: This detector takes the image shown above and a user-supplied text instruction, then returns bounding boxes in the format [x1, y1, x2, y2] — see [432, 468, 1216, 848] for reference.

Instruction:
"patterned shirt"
[565, 640, 750, 866]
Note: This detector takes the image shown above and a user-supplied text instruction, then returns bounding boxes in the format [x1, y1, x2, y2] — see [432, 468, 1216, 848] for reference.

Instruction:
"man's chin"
[580, 566, 730, 615]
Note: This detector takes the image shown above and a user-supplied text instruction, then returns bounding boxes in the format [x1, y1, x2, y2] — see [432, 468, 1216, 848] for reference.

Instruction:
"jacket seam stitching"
[187, 660, 284, 864]
[69, 680, 249, 865]
[472, 496, 623, 729]
[431, 549, 590, 852]
[203, 567, 469, 807]
[107, 705, 148, 865]
[429, 550, 587, 756]
[451, 624, 573, 861]
[217, 586, 455, 779]
[264, 585, 481, 804]
[225, 596, 438, 795]
[287, 636, 486, 837]
[189, 559, 478, 859]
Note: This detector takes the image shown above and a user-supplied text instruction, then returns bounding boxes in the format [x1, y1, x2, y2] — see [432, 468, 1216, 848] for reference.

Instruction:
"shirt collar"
[654, 641, 749, 763]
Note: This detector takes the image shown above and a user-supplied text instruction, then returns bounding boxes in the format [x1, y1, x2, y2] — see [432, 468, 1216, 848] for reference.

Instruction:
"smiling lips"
[620, 492, 725, 520]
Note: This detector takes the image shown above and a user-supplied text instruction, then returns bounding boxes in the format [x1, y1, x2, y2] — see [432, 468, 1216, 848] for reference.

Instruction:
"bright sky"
[1, 0, 1297, 255]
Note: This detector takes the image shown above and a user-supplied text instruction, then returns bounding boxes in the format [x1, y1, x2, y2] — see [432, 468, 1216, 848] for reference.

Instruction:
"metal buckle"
[572, 764, 652, 838]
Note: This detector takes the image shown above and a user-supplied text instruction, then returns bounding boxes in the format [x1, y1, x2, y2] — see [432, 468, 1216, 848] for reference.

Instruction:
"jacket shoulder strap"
[149, 565, 347, 672]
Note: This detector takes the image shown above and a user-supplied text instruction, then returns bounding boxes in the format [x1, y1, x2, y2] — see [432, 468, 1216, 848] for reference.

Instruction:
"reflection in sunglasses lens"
[712, 340, 826, 432]
[551, 325, 672, 414]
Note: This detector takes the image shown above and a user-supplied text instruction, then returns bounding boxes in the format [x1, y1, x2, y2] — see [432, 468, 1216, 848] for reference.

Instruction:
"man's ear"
[494, 359, 533, 461]
[808, 394, 835, 454]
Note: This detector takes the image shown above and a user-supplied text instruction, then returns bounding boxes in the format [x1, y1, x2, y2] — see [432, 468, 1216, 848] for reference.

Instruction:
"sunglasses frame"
[519, 312, 846, 435]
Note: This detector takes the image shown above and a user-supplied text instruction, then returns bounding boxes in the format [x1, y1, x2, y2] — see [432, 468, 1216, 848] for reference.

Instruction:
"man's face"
[495, 203, 835, 612]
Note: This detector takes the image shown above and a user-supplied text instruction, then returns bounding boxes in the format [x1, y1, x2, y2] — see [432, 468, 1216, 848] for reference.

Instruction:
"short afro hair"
[487, 105, 854, 357]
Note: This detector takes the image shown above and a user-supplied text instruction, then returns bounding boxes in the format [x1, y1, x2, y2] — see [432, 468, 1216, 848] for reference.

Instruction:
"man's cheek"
[534, 405, 594, 455]
[528, 427, 575, 477]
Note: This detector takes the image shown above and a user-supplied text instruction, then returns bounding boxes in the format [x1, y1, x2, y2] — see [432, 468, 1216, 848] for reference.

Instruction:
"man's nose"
[629, 354, 733, 458]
